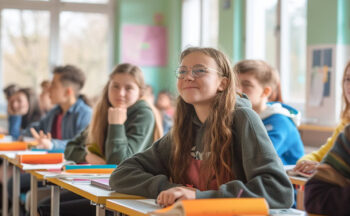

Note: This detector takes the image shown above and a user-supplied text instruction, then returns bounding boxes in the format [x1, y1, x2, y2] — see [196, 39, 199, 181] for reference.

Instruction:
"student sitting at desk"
[304, 124, 350, 216]
[235, 60, 304, 165]
[64, 63, 163, 164]
[110, 47, 294, 208]
[7, 65, 92, 215]
[7, 88, 43, 140]
[21, 65, 92, 151]
[37, 63, 163, 216]
[294, 61, 350, 174]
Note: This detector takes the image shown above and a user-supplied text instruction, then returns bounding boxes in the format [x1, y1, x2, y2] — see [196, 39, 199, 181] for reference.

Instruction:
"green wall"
[307, 0, 338, 45]
[307, 0, 350, 46]
[114, 0, 181, 95]
[218, 0, 245, 63]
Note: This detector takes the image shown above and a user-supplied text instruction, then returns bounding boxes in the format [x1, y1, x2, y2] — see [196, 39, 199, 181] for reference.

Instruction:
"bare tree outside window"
[1, 9, 50, 92]
[60, 12, 109, 98]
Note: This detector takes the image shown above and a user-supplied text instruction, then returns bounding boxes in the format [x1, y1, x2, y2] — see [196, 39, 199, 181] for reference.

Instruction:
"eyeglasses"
[175, 66, 220, 79]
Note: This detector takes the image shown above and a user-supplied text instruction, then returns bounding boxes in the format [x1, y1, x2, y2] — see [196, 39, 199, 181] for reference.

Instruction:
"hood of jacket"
[259, 102, 301, 126]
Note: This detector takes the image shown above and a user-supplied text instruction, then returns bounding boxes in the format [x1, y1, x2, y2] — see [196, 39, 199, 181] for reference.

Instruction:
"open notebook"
[284, 165, 313, 178]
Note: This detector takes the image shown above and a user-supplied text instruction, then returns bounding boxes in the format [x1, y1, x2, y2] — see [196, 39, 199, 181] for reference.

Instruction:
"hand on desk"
[157, 186, 196, 207]
[30, 128, 53, 150]
[294, 160, 319, 174]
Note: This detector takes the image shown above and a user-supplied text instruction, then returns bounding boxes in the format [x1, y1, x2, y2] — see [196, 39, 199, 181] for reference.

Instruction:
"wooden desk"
[0, 151, 26, 216]
[288, 176, 308, 210]
[106, 199, 160, 216]
[45, 177, 142, 216]
[298, 124, 335, 133]
[0, 152, 58, 216]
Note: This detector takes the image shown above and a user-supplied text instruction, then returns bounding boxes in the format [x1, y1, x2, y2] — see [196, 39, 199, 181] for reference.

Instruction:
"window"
[246, 0, 278, 65]
[0, 0, 115, 113]
[181, 0, 219, 49]
[1, 9, 50, 91]
[280, 0, 307, 105]
[246, 0, 307, 110]
[60, 12, 109, 96]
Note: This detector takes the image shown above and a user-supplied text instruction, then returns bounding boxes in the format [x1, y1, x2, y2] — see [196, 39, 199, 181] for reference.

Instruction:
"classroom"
[0, 0, 349, 216]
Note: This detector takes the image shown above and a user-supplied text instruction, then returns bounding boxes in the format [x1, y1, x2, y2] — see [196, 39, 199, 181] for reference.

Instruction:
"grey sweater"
[64, 100, 155, 164]
[109, 96, 293, 208]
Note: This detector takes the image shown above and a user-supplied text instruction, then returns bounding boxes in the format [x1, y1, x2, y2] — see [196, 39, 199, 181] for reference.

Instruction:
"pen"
[237, 189, 243, 198]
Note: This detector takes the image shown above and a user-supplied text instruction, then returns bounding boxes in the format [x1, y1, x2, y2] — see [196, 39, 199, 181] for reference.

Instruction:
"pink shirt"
[186, 157, 219, 191]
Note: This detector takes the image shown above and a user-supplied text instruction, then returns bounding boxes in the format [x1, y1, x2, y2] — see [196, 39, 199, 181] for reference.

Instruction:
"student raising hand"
[30, 128, 52, 149]
[108, 107, 127, 125]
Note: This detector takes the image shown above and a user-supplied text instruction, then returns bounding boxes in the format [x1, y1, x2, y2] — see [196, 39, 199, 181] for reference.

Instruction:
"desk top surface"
[298, 124, 335, 132]
[45, 177, 142, 204]
[106, 199, 159, 216]
[288, 175, 308, 186]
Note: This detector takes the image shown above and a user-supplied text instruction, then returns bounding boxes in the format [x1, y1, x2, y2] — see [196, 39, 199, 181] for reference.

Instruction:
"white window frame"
[246, 0, 306, 113]
[0, 0, 115, 109]
[181, 0, 218, 49]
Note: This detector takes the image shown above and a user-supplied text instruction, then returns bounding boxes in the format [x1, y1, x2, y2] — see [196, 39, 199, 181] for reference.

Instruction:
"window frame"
[0, 0, 115, 111]
[181, 0, 218, 49]
[246, 0, 307, 112]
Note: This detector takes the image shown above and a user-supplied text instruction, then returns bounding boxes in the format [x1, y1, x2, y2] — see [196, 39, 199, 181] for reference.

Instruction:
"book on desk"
[152, 198, 269, 216]
[107, 198, 307, 216]
[90, 178, 111, 190]
[64, 164, 117, 174]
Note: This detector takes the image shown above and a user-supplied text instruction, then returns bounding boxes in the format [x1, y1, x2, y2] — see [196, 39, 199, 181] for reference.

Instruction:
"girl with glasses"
[109, 47, 293, 208]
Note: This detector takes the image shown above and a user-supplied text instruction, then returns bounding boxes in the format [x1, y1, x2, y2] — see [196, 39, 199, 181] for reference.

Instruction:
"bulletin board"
[121, 24, 168, 67]
[305, 45, 338, 126]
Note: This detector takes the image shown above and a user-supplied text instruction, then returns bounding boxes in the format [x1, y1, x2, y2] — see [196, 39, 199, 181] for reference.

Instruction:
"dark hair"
[16, 88, 43, 129]
[53, 65, 90, 106]
[3, 84, 19, 100]
[40, 80, 51, 89]
[53, 65, 86, 92]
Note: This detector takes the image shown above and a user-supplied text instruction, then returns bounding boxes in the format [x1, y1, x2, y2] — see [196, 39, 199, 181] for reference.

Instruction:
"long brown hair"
[170, 47, 236, 188]
[341, 61, 350, 121]
[87, 63, 162, 153]
[16, 88, 43, 129]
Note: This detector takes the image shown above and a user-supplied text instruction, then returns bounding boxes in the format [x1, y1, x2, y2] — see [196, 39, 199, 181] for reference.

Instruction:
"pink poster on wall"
[121, 24, 168, 66]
